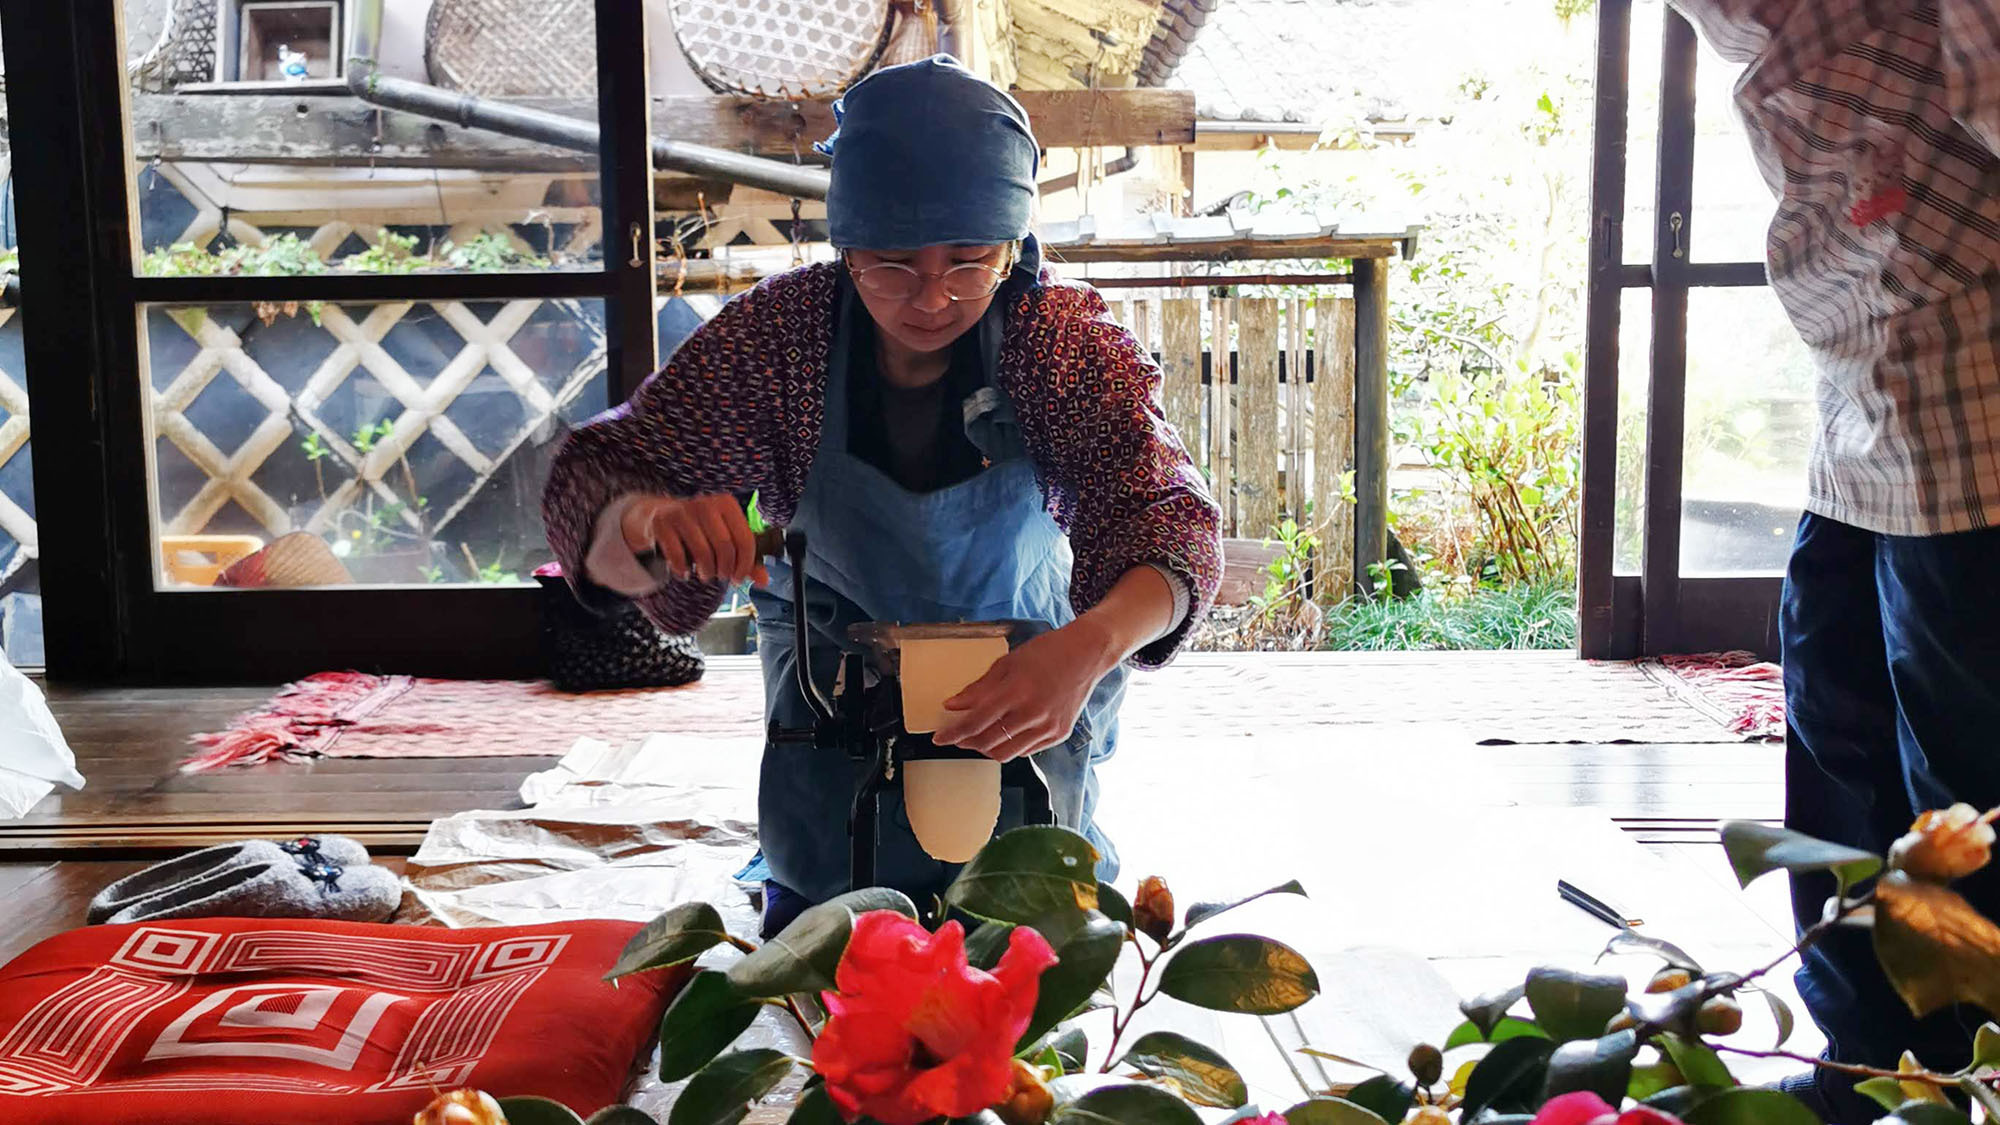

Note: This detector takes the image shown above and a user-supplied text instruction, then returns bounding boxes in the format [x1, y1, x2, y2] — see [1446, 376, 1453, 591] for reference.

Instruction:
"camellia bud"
[1647, 968, 1694, 994]
[1132, 876, 1176, 944]
[1407, 1043, 1444, 1088]
[1889, 804, 1999, 883]
[994, 1057, 1055, 1125]
[413, 1089, 507, 1125]
[1695, 996, 1744, 1037]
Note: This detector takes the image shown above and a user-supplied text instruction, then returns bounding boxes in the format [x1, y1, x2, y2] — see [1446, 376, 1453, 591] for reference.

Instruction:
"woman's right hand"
[620, 493, 768, 587]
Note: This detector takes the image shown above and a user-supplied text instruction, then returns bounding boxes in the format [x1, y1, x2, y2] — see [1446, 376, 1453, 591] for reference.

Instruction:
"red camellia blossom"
[814, 911, 1058, 1125]
[1533, 1092, 1686, 1125]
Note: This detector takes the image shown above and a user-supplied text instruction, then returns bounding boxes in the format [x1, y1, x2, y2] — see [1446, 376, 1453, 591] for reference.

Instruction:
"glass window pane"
[1689, 33, 1772, 263]
[1679, 287, 1812, 575]
[140, 296, 611, 589]
[1615, 287, 1649, 574]
[1623, 0, 1665, 266]
[124, 0, 603, 275]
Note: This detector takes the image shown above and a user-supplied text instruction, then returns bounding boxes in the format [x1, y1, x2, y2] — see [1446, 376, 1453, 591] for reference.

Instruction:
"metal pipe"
[345, 0, 829, 200]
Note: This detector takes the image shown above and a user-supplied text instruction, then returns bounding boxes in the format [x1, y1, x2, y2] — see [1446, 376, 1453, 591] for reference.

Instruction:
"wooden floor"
[2, 654, 1790, 970]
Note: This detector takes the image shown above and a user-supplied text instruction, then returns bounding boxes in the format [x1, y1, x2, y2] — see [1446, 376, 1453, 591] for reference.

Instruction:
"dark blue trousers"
[1783, 512, 2000, 1075]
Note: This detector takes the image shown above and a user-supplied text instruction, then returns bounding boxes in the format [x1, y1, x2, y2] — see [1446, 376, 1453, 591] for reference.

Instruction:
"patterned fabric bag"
[535, 567, 704, 692]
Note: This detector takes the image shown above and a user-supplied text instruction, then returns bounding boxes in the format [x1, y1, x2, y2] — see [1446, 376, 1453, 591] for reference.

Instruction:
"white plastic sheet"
[398, 732, 764, 930]
[1, 655, 83, 819]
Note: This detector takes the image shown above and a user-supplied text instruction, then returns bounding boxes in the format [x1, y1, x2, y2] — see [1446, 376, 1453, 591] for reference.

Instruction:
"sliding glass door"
[1, 0, 660, 679]
[1580, 0, 1807, 659]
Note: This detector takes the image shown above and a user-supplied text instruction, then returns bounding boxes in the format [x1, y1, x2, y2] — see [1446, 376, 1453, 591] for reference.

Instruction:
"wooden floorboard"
[8, 655, 1787, 976]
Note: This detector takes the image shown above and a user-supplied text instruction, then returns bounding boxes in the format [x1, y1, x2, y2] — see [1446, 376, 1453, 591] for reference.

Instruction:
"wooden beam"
[128, 89, 1195, 170]
[1050, 234, 1408, 264]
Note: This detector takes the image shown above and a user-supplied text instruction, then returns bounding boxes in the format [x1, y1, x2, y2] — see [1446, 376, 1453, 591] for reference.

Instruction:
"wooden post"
[1235, 297, 1280, 538]
[1160, 297, 1204, 472]
[1287, 297, 1305, 523]
[1209, 295, 1234, 535]
[1315, 298, 1356, 601]
[1352, 258, 1391, 596]
[1180, 148, 1197, 216]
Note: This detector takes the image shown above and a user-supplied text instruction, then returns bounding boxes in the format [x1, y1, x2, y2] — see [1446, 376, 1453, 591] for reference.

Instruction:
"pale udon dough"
[898, 636, 1011, 734]
[903, 757, 1003, 863]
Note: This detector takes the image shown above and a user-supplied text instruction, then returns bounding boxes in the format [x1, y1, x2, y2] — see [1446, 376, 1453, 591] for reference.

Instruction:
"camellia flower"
[1532, 1092, 1686, 1125]
[1888, 803, 2000, 883]
[814, 911, 1058, 1125]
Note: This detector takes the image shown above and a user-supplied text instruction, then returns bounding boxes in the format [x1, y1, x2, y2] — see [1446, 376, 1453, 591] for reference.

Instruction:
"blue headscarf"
[819, 55, 1040, 255]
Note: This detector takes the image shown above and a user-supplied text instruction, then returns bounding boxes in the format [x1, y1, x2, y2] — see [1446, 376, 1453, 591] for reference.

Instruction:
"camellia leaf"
[1339, 1075, 1414, 1122]
[606, 902, 732, 980]
[1050, 1079, 1203, 1125]
[1281, 1096, 1392, 1125]
[1683, 1088, 1822, 1125]
[783, 1085, 844, 1125]
[1460, 984, 1528, 1038]
[1182, 880, 1308, 930]
[588, 1110, 663, 1125]
[967, 921, 1017, 970]
[1444, 1016, 1548, 1050]
[726, 889, 916, 997]
[1719, 821, 1882, 892]
[1603, 930, 1704, 974]
[1523, 967, 1629, 1043]
[1457, 1036, 1557, 1121]
[1643, 1086, 1708, 1117]
[657, 971, 761, 1083]
[947, 827, 1101, 928]
[1020, 913, 1126, 1050]
[1873, 872, 2000, 1019]
[667, 1049, 798, 1125]
[1156, 934, 1319, 1015]
[1051, 1027, 1089, 1073]
[1098, 883, 1134, 928]
[1856, 1077, 1910, 1112]
[497, 1097, 588, 1125]
[1626, 1061, 1684, 1103]
[1541, 1030, 1639, 1105]
[1120, 1032, 1249, 1109]
[1748, 986, 1796, 1050]
[1657, 1033, 1736, 1090]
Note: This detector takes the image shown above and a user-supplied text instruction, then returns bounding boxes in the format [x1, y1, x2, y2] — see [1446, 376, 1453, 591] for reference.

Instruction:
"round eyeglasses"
[844, 248, 1015, 302]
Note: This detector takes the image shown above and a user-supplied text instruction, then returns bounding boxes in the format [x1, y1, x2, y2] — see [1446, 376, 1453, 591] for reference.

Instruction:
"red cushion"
[0, 918, 685, 1124]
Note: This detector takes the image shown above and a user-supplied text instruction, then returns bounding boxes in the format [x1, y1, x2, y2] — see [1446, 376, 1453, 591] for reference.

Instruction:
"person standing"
[1668, 1, 2000, 1116]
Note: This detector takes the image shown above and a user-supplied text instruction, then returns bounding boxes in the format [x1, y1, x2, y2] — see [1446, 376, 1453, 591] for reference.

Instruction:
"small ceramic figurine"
[278, 44, 310, 83]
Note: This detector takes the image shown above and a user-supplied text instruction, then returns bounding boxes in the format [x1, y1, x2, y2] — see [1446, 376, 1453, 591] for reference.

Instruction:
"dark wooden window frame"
[0, 0, 658, 681]
[1580, 0, 1785, 661]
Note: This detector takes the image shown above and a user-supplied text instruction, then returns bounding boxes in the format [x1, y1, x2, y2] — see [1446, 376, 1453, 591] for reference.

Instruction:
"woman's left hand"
[932, 622, 1117, 762]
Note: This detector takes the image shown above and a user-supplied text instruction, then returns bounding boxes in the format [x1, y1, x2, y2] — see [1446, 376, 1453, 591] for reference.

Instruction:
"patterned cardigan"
[540, 262, 1222, 668]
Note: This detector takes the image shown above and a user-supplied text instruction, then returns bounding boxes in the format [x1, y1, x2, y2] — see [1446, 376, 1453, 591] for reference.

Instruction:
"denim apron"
[744, 284, 1126, 921]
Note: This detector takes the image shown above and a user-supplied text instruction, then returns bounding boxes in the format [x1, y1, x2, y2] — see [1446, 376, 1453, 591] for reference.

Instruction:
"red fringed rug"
[182, 665, 765, 773]
[1637, 650, 1787, 741]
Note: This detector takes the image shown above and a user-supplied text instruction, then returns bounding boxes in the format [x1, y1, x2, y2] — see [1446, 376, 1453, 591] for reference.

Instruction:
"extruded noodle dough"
[903, 758, 1003, 863]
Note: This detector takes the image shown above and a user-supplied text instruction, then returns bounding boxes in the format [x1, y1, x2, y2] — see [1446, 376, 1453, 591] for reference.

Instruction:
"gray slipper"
[273, 834, 372, 869]
[86, 835, 374, 924]
[104, 858, 401, 926]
